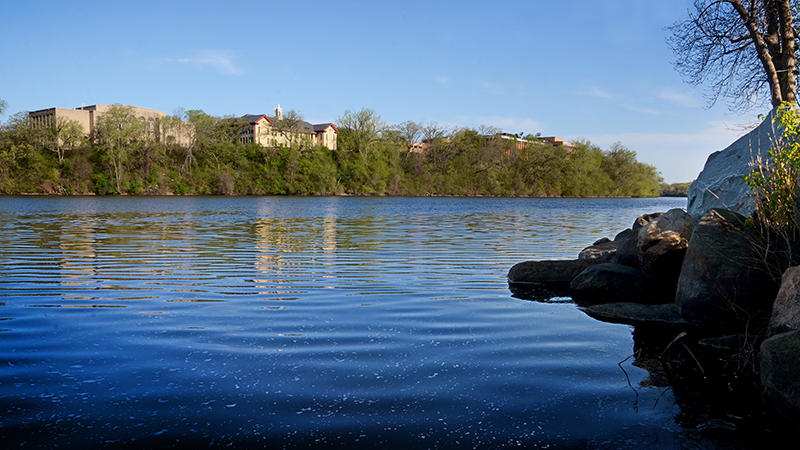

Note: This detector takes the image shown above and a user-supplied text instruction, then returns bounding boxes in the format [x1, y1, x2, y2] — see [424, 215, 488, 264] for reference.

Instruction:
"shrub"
[744, 103, 800, 241]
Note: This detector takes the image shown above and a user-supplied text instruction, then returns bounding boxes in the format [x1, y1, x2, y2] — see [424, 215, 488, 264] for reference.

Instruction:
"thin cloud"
[477, 81, 506, 95]
[626, 105, 659, 115]
[434, 76, 452, 86]
[577, 87, 614, 99]
[577, 120, 748, 182]
[175, 50, 241, 75]
[658, 89, 701, 108]
[577, 86, 660, 114]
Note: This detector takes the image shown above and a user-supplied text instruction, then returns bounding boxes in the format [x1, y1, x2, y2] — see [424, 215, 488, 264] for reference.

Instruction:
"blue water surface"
[0, 196, 783, 449]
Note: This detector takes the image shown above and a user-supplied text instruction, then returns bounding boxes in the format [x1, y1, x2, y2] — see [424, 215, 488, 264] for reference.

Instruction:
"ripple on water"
[4, 196, 788, 449]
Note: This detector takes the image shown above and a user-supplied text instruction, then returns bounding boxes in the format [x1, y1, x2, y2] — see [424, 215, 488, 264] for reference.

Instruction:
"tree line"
[0, 103, 663, 197]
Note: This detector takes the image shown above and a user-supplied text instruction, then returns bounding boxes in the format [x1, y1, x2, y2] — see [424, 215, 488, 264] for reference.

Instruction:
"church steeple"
[275, 103, 283, 120]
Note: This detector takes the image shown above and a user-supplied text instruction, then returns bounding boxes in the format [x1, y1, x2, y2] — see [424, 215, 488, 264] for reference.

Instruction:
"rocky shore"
[508, 111, 800, 431]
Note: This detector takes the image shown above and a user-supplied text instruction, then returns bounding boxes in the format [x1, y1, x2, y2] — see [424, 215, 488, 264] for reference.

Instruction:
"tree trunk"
[777, 0, 797, 104]
[729, 0, 799, 107]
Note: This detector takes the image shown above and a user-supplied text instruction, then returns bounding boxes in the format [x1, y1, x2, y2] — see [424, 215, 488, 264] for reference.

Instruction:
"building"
[538, 136, 575, 149]
[238, 104, 338, 150]
[29, 104, 167, 137]
[28, 104, 196, 146]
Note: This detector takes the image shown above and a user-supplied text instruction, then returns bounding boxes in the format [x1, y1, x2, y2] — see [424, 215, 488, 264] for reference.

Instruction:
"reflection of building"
[238, 104, 338, 150]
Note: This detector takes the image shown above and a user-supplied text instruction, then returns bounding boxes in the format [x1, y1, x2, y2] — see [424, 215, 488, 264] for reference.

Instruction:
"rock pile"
[508, 207, 800, 427]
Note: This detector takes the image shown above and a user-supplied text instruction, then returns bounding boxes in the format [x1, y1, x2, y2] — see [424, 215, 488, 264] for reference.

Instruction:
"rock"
[508, 259, 596, 284]
[637, 208, 697, 296]
[760, 330, 800, 425]
[507, 259, 597, 299]
[578, 238, 617, 262]
[675, 208, 781, 334]
[611, 213, 664, 269]
[687, 109, 779, 220]
[633, 212, 663, 230]
[611, 228, 641, 268]
[583, 302, 688, 328]
[768, 266, 800, 337]
[569, 263, 651, 305]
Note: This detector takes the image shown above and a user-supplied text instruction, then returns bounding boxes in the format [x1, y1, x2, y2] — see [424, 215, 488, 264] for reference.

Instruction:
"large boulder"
[637, 208, 697, 296]
[675, 208, 781, 334]
[768, 266, 800, 337]
[760, 330, 800, 426]
[569, 263, 650, 305]
[687, 108, 778, 220]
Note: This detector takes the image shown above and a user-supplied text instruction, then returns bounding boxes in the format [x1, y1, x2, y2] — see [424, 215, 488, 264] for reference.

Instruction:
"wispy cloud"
[434, 76, 452, 86]
[576, 86, 658, 114]
[658, 89, 701, 108]
[477, 81, 507, 95]
[578, 86, 702, 113]
[173, 50, 241, 75]
[577, 87, 614, 99]
[577, 120, 750, 182]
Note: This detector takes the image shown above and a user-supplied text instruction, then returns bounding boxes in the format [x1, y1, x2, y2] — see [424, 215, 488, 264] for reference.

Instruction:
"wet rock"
[760, 330, 800, 425]
[768, 266, 800, 337]
[611, 228, 641, 269]
[676, 209, 780, 334]
[507, 259, 597, 299]
[611, 212, 664, 269]
[637, 208, 696, 296]
[582, 302, 687, 328]
[578, 238, 617, 262]
[569, 263, 650, 305]
[633, 212, 663, 230]
[507, 259, 595, 284]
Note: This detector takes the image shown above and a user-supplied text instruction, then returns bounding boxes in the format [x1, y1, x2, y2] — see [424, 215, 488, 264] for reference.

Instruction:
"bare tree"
[667, 0, 798, 111]
[45, 117, 84, 163]
[94, 105, 145, 193]
[394, 120, 422, 155]
[421, 121, 451, 143]
[337, 108, 386, 163]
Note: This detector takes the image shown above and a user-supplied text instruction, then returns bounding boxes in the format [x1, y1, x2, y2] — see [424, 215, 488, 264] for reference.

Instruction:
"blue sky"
[0, 1, 769, 182]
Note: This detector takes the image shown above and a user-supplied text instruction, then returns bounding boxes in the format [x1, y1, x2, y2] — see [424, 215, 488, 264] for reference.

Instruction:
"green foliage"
[0, 108, 663, 198]
[659, 182, 692, 197]
[744, 103, 800, 239]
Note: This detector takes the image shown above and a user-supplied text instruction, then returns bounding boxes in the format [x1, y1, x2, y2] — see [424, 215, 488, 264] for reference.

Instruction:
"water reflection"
[12, 196, 785, 448]
[516, 287, 794, 445]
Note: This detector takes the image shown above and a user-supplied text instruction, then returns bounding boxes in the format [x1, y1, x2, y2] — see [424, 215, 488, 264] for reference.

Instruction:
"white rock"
[687, 108, 780, 220]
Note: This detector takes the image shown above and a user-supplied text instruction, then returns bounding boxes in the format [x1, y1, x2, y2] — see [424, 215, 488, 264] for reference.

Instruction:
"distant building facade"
[238, 104, 338, 151]
[29, 104, 167, 137]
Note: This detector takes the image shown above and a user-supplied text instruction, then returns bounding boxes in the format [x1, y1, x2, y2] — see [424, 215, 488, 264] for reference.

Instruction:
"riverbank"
[508, 206, 800, 435]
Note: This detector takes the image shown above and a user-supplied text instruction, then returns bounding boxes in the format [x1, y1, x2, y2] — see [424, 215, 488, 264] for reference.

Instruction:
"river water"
[0, 196, 791, 448]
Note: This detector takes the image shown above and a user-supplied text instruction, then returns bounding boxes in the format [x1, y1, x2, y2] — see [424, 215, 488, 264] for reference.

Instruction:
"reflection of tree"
[625, 326, 791, 441]
[59, 215, 99, 286]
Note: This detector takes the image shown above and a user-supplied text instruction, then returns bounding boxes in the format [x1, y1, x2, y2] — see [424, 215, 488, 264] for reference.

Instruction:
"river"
[0, 196, 791, 448]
